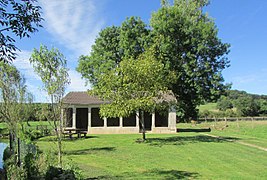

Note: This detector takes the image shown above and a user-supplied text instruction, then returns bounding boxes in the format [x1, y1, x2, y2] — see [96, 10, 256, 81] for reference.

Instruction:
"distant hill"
[198, 90, 267, 117]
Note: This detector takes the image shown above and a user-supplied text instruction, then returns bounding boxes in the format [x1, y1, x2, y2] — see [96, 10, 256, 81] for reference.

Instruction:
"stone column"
[152, 112, 155, 131]
[104, 117, 107, 128]
[119, 117, 123, 128]
[136, 111, 139, 129]
[168, 106, 177, 132]
[72, 107, 76, 128]
[88, 107, 91, 132]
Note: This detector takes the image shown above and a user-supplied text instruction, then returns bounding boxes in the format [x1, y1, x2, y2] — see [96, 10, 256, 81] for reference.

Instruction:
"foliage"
[234, 96, 260, 116]
[77, 17, 150, 86]
[0, 0, 43, 63]
[217, 96, 233, 111]
[77, 1, 230, 121]
[91, 50, 175, 140]
[4, 144, 41, 180]
[30, 44, 70, 167]
[0, 61, 33, 161]
[199, 90, 267, 117]
[150, 0, 230, 120]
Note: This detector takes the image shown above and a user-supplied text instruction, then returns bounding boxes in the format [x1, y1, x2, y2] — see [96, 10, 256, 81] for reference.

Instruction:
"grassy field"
[36, 121, 267, 179]
[197, 103, 218, 112]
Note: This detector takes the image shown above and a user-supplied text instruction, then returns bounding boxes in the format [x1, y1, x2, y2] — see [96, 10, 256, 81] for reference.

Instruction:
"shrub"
[45, 166, 76, 180]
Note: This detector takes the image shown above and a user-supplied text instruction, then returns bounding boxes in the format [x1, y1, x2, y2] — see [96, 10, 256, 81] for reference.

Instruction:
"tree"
[78, 1, 230, 122]
[0, 61, 32, 165]
[91, 50, 175, 141]
[234, 96, 260, 116]
[30, 44, 70, 167]
[77, 17, 150, 86]
[217, 96, 233, 111]
[0, 0, 43, 63]
[150, 0, 230, 120]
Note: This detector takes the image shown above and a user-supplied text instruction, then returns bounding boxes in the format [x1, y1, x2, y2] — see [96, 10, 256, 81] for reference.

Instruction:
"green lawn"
[178, 120, 267, 148]
[197, 102, 218, 112]
[36, 121, 267, 179]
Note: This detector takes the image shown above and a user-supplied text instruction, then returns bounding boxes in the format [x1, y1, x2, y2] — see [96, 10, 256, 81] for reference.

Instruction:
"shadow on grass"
[64, 147, 115, 155]
[144, 135, 240, 146]
[86, 169, 199, 179]
[38, 135, 99, 142]
[177, 128, 211, 133]
[63, 135, 99, 141]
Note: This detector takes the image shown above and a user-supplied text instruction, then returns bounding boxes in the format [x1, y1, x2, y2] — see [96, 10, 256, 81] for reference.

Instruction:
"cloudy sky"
[12, 0, 267, 102]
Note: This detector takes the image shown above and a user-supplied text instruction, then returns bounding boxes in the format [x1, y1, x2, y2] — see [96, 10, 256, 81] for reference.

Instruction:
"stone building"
[62, 92, 177, 134]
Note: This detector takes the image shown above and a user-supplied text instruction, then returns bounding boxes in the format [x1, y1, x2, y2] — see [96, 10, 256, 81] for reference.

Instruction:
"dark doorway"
[65, 108, 73, 127]
[155, 110, 168, 127]
[91, 108, 104, 127]
[139, 111, 152, 131]
[76, 108, 88, 129]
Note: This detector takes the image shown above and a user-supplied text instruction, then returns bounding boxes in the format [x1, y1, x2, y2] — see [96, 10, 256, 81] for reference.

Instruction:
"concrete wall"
[88, 127, 139, 134]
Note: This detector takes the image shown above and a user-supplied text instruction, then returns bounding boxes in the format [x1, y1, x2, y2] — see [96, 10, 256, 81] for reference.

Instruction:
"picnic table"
[63, 127, 87, 139]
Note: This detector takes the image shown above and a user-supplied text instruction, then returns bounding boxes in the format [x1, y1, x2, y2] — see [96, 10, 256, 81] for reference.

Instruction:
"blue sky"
[12, 0, 267, 102]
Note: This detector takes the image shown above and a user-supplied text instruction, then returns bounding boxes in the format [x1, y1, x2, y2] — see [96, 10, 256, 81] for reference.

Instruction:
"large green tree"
[77, 17, 150, 86]
[0, 0, 43, 63]
[77, 0, 230, 121]
[150, 0, 230, 120]
[91, 50, 175, 140]
[30, 44, 70, 167]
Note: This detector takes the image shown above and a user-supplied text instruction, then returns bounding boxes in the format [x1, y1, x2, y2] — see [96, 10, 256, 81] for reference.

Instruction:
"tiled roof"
[62, 92, 105, 105]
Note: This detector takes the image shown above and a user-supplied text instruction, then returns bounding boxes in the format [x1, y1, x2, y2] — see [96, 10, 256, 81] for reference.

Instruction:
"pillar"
[88, 107, 91, 131]
[72, 107, 76, 128]
[136, 111, 139, 129]
[104, 117, 107, 128]
[119, 117, 123, 128]
[168, 106, 177, 132]
[152, 112, 155, 131]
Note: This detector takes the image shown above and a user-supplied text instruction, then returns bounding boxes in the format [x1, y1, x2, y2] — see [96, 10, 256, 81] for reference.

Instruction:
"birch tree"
[30, 44, 70, 167]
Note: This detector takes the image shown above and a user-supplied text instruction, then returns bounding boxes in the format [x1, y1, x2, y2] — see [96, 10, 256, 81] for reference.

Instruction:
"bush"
[45, 166, 76, 180]
[3, 147, 12, 162]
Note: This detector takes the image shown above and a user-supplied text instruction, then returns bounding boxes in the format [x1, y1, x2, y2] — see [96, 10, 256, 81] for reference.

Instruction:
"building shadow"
[144, 135, 239, 147]
[177, 128, 211, 132]
[86, 169, 199, 179]
[63, 135, 99, 141]
[64, 147, 115, 156]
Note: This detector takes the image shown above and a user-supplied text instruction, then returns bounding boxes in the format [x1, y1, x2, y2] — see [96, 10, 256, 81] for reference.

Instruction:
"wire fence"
[198, 116, 267, 122]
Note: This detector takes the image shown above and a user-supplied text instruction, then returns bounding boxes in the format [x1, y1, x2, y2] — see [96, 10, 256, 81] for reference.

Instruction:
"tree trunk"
[9, 131, 13, 151]
[17, 138, 21, 167]
[51, 95, 63, 167]
[140, 110, 146, 141]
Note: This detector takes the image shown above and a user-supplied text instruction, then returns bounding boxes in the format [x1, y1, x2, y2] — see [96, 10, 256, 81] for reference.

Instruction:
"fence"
[198, 116, 267, 122]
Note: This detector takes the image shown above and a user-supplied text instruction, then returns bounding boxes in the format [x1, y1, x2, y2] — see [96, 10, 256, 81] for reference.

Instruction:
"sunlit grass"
[37, 121, 267, 179]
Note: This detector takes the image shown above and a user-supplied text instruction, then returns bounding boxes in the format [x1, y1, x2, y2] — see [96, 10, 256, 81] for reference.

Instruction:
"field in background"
[35, 120, 267, 179]
[197, 103, 218, 112]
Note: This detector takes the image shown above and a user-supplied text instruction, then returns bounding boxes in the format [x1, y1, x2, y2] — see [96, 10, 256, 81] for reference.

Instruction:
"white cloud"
[40, 0, 104, 56]
[67, 70, 91, 92]
[13, 50, 40, 81]
[13, 50, 48, 102]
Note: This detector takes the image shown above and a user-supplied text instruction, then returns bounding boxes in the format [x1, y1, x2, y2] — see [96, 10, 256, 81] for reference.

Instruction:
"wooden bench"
[62, 131, 75, 139]
[77, 131, 87, 138]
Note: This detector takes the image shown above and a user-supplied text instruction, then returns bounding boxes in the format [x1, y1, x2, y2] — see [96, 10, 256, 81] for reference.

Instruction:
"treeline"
[0, 103, 52, 122]
[199, 90, 267, 118]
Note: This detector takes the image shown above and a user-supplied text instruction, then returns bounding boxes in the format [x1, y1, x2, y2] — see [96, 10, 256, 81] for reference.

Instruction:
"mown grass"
[36, 121, 267, 179]
[185, 120, 267, 148]
[197, 102, 218, 112]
